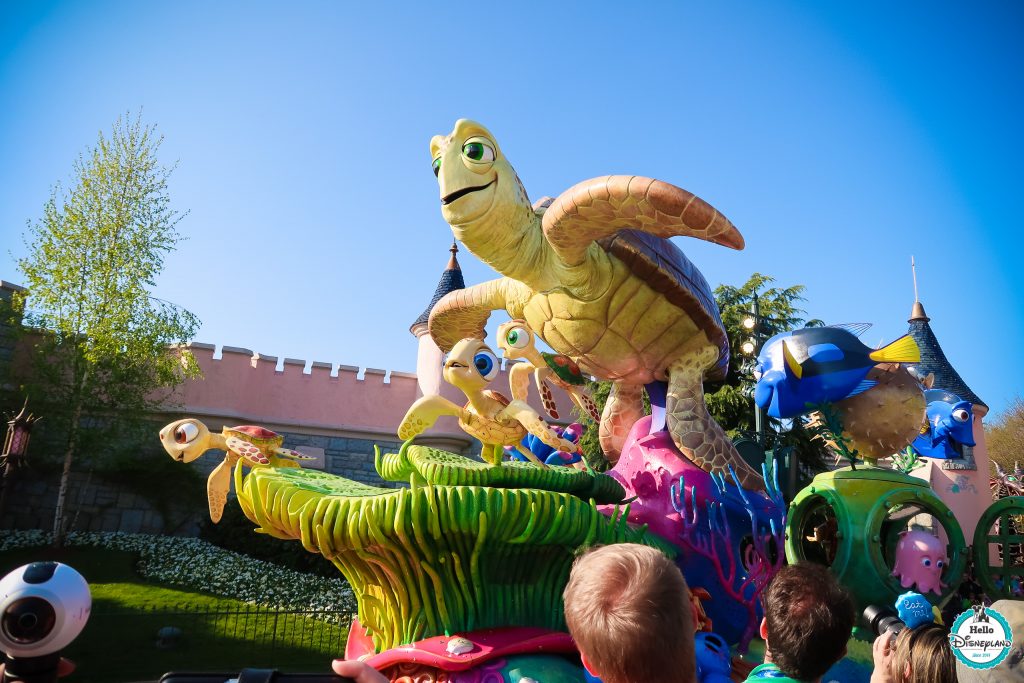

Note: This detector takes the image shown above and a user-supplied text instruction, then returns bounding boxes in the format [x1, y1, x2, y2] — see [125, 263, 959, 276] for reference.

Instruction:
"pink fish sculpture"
[892, 529, 948, 595]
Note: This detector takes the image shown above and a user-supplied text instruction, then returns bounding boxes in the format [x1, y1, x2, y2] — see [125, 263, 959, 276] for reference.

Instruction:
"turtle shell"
[231, 425, 279, 440]
[541, 352, 586, 386]
[596, 229, 729, 380]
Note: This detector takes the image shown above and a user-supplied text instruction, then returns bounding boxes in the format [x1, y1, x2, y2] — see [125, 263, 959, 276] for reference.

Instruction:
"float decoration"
[504, 423, 586, 468]
[159, 419, 315, 522]
[805, 403, 861, 468]
[670, 463, 786, 651]
[427, 119, 763, 490]
[911, 390, 976, 460]
[497, 320, 600, 423]
[398, 338, 577, 468]
[232, 446, 663, 654]
[991, 462, 1024, 499]
[891, 529, 948, 595]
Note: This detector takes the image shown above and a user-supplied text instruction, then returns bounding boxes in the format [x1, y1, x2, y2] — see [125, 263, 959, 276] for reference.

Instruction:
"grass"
[0, 546, 348, 683]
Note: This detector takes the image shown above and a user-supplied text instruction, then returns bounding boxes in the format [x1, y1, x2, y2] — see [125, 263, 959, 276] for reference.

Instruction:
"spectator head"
[888, 623, 956, 683]
[563, 543, 695, 683]
[759, 562, 854, 681]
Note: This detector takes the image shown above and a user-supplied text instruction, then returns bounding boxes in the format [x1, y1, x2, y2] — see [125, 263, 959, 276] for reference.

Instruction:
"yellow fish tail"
[869, 335, 921, 364]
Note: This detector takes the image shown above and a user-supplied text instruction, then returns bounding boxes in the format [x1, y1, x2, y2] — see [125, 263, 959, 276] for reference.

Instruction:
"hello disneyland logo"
[949, 604, 1014, 669]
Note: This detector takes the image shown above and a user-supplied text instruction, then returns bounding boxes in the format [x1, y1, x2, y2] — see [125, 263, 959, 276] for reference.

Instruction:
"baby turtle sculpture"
[427, 119, 762, 489]
[158, 419, 315, 522]
[398, 338, 578, 467]
[496, 319, 600, 422]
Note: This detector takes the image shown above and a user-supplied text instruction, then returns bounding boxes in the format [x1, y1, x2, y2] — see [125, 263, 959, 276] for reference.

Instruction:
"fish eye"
[432, 157, 442, 177]
[952, 408, 970, 423]
[474, 351, 498, 380]
[922, 558, 931, 567]
[505, 326, 531, 349]
[174, 422, 199, 445]
[462, 138, 496, 163]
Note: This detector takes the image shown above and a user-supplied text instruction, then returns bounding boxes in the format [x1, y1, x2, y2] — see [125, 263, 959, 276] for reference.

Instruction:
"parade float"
[159, 120, 1021, 681]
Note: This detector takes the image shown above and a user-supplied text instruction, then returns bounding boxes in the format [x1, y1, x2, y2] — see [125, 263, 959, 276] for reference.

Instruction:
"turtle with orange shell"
[496, 319, 600, 423]
[158, 419, 315, 522]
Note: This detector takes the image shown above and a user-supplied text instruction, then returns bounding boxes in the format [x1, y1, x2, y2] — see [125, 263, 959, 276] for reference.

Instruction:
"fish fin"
[869, 335, 921, 364]
[782, 340, 803, 379]
[829, 322, 873, 337]
[846, 379, 878, 398]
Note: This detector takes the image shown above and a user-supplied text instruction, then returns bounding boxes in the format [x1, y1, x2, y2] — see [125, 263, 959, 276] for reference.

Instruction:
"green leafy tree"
[14, 113, 201, 547]
[986, 396, 1024, 471]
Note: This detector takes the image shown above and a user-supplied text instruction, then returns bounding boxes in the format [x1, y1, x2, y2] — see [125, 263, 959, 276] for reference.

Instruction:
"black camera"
[0, 562, 91, 683]
[863, 604, 906, 638]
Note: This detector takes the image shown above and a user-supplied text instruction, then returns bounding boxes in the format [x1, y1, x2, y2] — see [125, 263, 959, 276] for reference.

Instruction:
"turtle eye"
[506, 326, 531, 350]
[473, 351, 498, 380]
[952, 408, 970, 423]
[174, 422, 199, 445]
[462, 139, 495, 163]
[432, 157, 441, 177]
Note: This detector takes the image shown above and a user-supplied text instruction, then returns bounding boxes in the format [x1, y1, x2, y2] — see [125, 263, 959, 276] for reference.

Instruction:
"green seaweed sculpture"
[233, 443, 664, 652]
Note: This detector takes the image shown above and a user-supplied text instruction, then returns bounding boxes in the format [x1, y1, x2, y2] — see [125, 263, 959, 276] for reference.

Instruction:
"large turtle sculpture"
[427, 119, 763, 489]
[398, 337, 578, 467]
[158, 418, 315, 522]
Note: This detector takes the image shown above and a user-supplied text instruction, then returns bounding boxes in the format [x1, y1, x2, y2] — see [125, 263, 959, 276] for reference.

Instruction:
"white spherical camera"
[0, 562, 91, 658]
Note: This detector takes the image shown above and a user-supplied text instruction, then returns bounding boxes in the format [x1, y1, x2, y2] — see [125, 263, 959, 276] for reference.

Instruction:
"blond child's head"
[563, 543, 695, 683]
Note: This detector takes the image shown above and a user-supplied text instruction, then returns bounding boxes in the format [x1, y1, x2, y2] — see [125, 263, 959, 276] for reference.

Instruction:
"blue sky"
[1, 1, 1020, 417]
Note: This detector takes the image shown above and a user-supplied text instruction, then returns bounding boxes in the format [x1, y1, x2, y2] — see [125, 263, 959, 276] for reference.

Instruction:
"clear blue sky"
[1, 1, 1021, 417]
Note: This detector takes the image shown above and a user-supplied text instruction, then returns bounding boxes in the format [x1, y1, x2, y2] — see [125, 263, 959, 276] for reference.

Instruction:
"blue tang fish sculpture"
[911, 390, 975, 459]
[753, 324, 920, 419]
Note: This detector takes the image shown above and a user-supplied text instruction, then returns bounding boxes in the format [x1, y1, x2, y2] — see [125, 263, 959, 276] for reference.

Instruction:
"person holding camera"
[869, 622, 955, 683]
[744, 563, 855, 682]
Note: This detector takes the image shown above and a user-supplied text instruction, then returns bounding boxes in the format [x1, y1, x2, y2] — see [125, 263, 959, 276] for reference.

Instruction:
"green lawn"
[0, 546, 348, 683]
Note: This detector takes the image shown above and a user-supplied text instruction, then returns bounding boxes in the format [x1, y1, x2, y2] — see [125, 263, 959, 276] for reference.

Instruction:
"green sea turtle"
[158, 419, 315, 522]
[427, 120, 763, 490]
[398, 338, 578, 467]
[496, 319, 600, 423]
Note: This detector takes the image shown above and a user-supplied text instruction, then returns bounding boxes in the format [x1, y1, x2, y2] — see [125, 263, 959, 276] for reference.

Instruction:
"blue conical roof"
[410, 242, 465, 334]
[907, 301, 985, 409]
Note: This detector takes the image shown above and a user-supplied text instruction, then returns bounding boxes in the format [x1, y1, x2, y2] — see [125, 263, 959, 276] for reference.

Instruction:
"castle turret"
[410, 242, 465, 397]
[906, 288, 990, 538]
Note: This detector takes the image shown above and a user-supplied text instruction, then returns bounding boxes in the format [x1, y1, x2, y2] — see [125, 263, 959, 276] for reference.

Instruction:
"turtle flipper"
[500, 400, 583, 465]
[542, 176, 744, 268]
[535, 369, 560, 420]
[207, 456, 233, 523]
[275, 447, 316, 462]
[569, 387, 601, 423]
[507, 362, 533, 404]
[600, 382, 644, 464]
[428, 278, 532, 353]
[666, 347, 765, 491]
[398, 395, 463, 440]
[226, 436, 270, 466]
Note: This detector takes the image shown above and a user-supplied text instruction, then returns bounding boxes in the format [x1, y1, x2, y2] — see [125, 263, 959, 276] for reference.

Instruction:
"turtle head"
[496, 320, 535, 360]
[443, 338, 500, 394]
[431, 120, 532, 237]
[159, 418, 212, 463]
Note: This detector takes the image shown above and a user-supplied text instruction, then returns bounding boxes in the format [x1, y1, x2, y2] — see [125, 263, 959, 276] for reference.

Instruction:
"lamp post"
[740, 293, 767, 448]
[0, 400, 41, 518]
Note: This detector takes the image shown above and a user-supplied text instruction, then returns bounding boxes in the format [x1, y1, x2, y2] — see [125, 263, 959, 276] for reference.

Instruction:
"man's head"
[760, 562, 854, 681]
[563, 543, 695, 683]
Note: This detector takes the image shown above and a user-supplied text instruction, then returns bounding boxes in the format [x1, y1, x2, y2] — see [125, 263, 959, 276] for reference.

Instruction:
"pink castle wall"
[168, 341, 579, 446]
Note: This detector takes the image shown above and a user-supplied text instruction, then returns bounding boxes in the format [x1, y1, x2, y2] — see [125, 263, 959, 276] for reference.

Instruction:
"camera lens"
[863, 604, 905, 637]
[2, 597, 56, 644]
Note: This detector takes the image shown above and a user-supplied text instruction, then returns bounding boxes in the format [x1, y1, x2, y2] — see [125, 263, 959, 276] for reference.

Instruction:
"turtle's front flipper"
[207, 455, 233, 523]
[398, 395, 463, 440]
[534, 368, 560, 420]
[666, 347, 765, 491]
[542, 176, 745, 268]
[226, 436, 270, 466]
[428, 278, 532, 352]
[507, 361, 534, 403]
[569, 386, 601, 422]
[274, 447, 316, 463]
[600, 382, 644, 464]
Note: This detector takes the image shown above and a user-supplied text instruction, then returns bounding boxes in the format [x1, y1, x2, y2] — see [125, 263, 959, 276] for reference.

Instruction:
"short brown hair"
[563, 544, 695, 683]
[889, 623, 956, 683]
[761, 562, 854, 681]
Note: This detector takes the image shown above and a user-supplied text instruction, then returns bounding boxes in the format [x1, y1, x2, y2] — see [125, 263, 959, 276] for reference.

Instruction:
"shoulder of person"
[744, 662, 803, 682]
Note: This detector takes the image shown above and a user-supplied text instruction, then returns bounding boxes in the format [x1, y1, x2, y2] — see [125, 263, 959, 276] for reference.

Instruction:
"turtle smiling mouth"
[441, 178, 496, 205]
